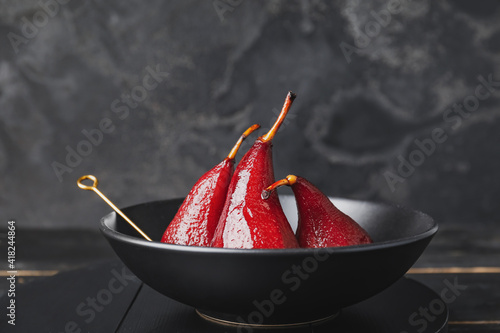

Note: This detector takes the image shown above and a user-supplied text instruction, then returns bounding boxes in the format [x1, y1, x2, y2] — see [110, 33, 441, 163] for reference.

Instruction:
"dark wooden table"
[0, 224, 499, 332]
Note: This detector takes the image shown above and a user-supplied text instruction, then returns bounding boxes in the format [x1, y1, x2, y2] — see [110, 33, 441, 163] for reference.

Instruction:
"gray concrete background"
[1, 0, 500, 228]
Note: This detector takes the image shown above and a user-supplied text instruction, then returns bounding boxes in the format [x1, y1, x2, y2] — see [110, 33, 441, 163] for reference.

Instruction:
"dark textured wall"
[1, 0, 499, 228]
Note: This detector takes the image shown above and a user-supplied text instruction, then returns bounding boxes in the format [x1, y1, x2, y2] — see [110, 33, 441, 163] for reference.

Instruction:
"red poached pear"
[263, 175, 373, 248]
[211, 92, 299, 249]
[161, 124, 261, 246]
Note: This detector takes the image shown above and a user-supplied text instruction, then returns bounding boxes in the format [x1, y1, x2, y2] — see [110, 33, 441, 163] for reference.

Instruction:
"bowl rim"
[100, 197, 438, 255]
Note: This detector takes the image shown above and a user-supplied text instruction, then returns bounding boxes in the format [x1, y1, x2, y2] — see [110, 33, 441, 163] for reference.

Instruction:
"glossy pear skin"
[161, 124, 260, 246]
[211, 140, 299, 249]
[292, 177, 372, 248]
[161, 158, 234, 246]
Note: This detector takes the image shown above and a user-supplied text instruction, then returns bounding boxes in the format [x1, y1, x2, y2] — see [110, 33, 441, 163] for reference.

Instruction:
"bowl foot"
[196, 309, 340, 328]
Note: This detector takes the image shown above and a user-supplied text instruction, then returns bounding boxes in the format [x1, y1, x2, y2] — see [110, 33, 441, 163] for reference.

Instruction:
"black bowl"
[100, 196, 437, 327]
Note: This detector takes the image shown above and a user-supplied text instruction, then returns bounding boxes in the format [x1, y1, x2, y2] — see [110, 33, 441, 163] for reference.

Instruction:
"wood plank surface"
[0, 260, 142, 333]
[0, 224, 498, 332]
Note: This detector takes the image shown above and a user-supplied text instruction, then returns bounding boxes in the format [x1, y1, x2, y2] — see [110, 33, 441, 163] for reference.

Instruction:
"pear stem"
[260, 91, 297, 143]
[261, 175, 298, 199]
[227, 124, 261, 160]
